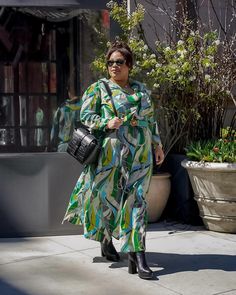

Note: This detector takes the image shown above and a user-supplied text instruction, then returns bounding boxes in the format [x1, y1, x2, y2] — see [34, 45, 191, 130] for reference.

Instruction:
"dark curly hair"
[106, 41, 133, 68]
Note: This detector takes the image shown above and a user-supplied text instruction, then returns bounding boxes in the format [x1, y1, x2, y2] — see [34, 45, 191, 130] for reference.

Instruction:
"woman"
[63, 41, 164, 279]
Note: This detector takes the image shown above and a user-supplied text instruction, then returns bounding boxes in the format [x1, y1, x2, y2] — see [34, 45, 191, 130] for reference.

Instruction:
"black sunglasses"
[107, 59, 126, 67]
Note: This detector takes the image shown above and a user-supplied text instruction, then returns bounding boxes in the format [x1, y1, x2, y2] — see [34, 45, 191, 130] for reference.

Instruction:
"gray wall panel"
[0, 153, 83, 237]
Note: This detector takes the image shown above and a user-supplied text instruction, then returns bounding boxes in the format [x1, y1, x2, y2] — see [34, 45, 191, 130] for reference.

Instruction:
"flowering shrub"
[185, 128, 236, 163]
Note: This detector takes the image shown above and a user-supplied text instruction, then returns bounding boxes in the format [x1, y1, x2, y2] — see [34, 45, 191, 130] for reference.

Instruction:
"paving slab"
[0, 237, 71, 265]
[0, 221, 236, 295]
[146, 228, 236, 295]
[0, 251, 179, 295]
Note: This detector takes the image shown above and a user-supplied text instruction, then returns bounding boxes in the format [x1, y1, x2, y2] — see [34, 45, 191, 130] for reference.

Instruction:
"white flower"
[143, 53, 147, 59]
[190, 31, 195, 36]
[153, 83, 160, 88]
[155, 63, 161, 68]
[205, 74, 211, 81]
[151, 69, 155, 74]
[136, 61, 140, 65]
[165, 46, 171, 52]
[147, 72, 150, 76]
[150, 54, 156, 59]
[178, 40, 184, 45]
[178, 49, 187, 55]
[214, 40, 220, 46]
[189, 75, 196, 81]
[106, 1, 114, 8]
[143, 44, 148, 51]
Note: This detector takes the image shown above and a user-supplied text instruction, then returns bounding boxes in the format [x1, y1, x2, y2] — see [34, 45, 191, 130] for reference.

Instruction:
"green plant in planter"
[182, 127, 236, 233]
[185, 130, 236, 163]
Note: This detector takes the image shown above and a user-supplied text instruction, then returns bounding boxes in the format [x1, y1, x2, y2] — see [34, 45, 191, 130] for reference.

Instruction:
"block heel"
[128, 258, 137, 274]
[128, 252, 154, 280]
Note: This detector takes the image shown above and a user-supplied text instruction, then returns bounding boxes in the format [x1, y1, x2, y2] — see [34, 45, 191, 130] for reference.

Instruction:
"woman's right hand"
[106, 117, 123, 129]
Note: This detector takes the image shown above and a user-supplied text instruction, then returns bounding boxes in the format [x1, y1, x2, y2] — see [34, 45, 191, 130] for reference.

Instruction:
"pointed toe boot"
[101, 240, 120, 262]
[128, 251, 153, 280]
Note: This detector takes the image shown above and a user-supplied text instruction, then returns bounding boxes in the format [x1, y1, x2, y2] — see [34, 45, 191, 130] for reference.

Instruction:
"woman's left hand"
[155, 145, 165, 165]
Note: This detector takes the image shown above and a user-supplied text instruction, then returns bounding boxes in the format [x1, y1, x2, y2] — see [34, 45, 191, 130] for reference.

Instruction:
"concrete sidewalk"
[0, 221, 235, 295]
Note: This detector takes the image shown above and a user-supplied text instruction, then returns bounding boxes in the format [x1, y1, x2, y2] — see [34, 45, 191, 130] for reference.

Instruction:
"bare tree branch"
[209, 0, 227, 35]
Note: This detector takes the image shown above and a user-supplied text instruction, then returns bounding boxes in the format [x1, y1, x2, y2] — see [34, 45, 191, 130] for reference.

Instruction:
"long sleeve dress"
[63, 78, 162, 252]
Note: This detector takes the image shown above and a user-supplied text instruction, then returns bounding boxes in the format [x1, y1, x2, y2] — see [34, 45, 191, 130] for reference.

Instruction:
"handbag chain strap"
[101, 80, 118, 117]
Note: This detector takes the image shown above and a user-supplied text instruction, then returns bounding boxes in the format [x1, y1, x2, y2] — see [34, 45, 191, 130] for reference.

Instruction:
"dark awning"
[12, 8, 89, 22]
[0, 0, 108, 9]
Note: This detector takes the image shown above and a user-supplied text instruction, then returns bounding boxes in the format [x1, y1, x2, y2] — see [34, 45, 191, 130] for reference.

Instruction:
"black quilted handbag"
[67, 127, 101, 165]
[67, 80, 117, 165]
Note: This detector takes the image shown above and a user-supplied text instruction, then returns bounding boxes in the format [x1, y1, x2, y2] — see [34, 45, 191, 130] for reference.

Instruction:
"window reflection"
[19, 96, 27, 126]
[0, 64, 14, 93]
[49, 30, 56, 61]
[0, 8, 107, 152]
[0, 128, 14, 146]
[20, 128, 27, 147]
[28, 63, 48, 93]
[50, 96, 58, 118]
[0, 96, 14, 126]
[30, 128, 48, 147]
[50, 63, 57, 93]
[19, 63, 27, 93]
[29, 96, 47, 126]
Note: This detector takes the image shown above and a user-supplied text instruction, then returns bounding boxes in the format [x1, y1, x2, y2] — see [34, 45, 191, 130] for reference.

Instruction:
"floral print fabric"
[63, 78, 162, 252]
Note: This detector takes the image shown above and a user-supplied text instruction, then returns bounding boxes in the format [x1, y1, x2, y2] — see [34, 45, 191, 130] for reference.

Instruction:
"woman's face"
[107, 51, 130, 82]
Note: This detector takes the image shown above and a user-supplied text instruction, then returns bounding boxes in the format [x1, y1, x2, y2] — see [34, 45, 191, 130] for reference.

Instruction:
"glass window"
[19, 63, 27, 93]
[29, 128, 48, 147]
[0, 128, 15, 146]
[29, 96, 48, 126]
[0, 64, 14, 93]
[19, 128, 27, 147]
[28, 63, 48, 93]
[0, 8, 108, 152]
[0, 96, 14, 125]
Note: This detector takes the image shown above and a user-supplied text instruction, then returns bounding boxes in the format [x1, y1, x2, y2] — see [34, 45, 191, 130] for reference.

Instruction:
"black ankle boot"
[128, 251, 153, 279]
[101, 240, 120, 262]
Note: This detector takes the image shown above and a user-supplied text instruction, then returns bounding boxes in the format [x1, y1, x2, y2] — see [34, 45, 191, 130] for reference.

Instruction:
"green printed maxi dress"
[63, 78, 162, 252]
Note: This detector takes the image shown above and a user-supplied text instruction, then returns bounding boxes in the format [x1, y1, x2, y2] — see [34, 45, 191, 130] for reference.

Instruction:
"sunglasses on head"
[107, 59, 126, 67]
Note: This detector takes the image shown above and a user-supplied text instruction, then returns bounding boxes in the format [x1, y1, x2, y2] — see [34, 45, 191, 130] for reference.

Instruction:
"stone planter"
[146, 173, 171, 223]
[181, 160, 236, 233]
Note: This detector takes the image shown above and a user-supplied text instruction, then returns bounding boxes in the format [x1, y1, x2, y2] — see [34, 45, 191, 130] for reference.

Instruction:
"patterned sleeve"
[148, 107, 162, 148]
[139, 83, 162, 148]
[80, 82, 109, 131]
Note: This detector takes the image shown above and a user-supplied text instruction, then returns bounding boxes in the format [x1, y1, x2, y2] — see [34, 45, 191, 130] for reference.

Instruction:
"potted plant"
[181, 128, 236, 233]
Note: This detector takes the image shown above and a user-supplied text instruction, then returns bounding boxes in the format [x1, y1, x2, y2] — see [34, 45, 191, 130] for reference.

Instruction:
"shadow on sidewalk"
[148, 252, 236, 276]
[0, 279, 32, 295]
[104, 252, 236, 276]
